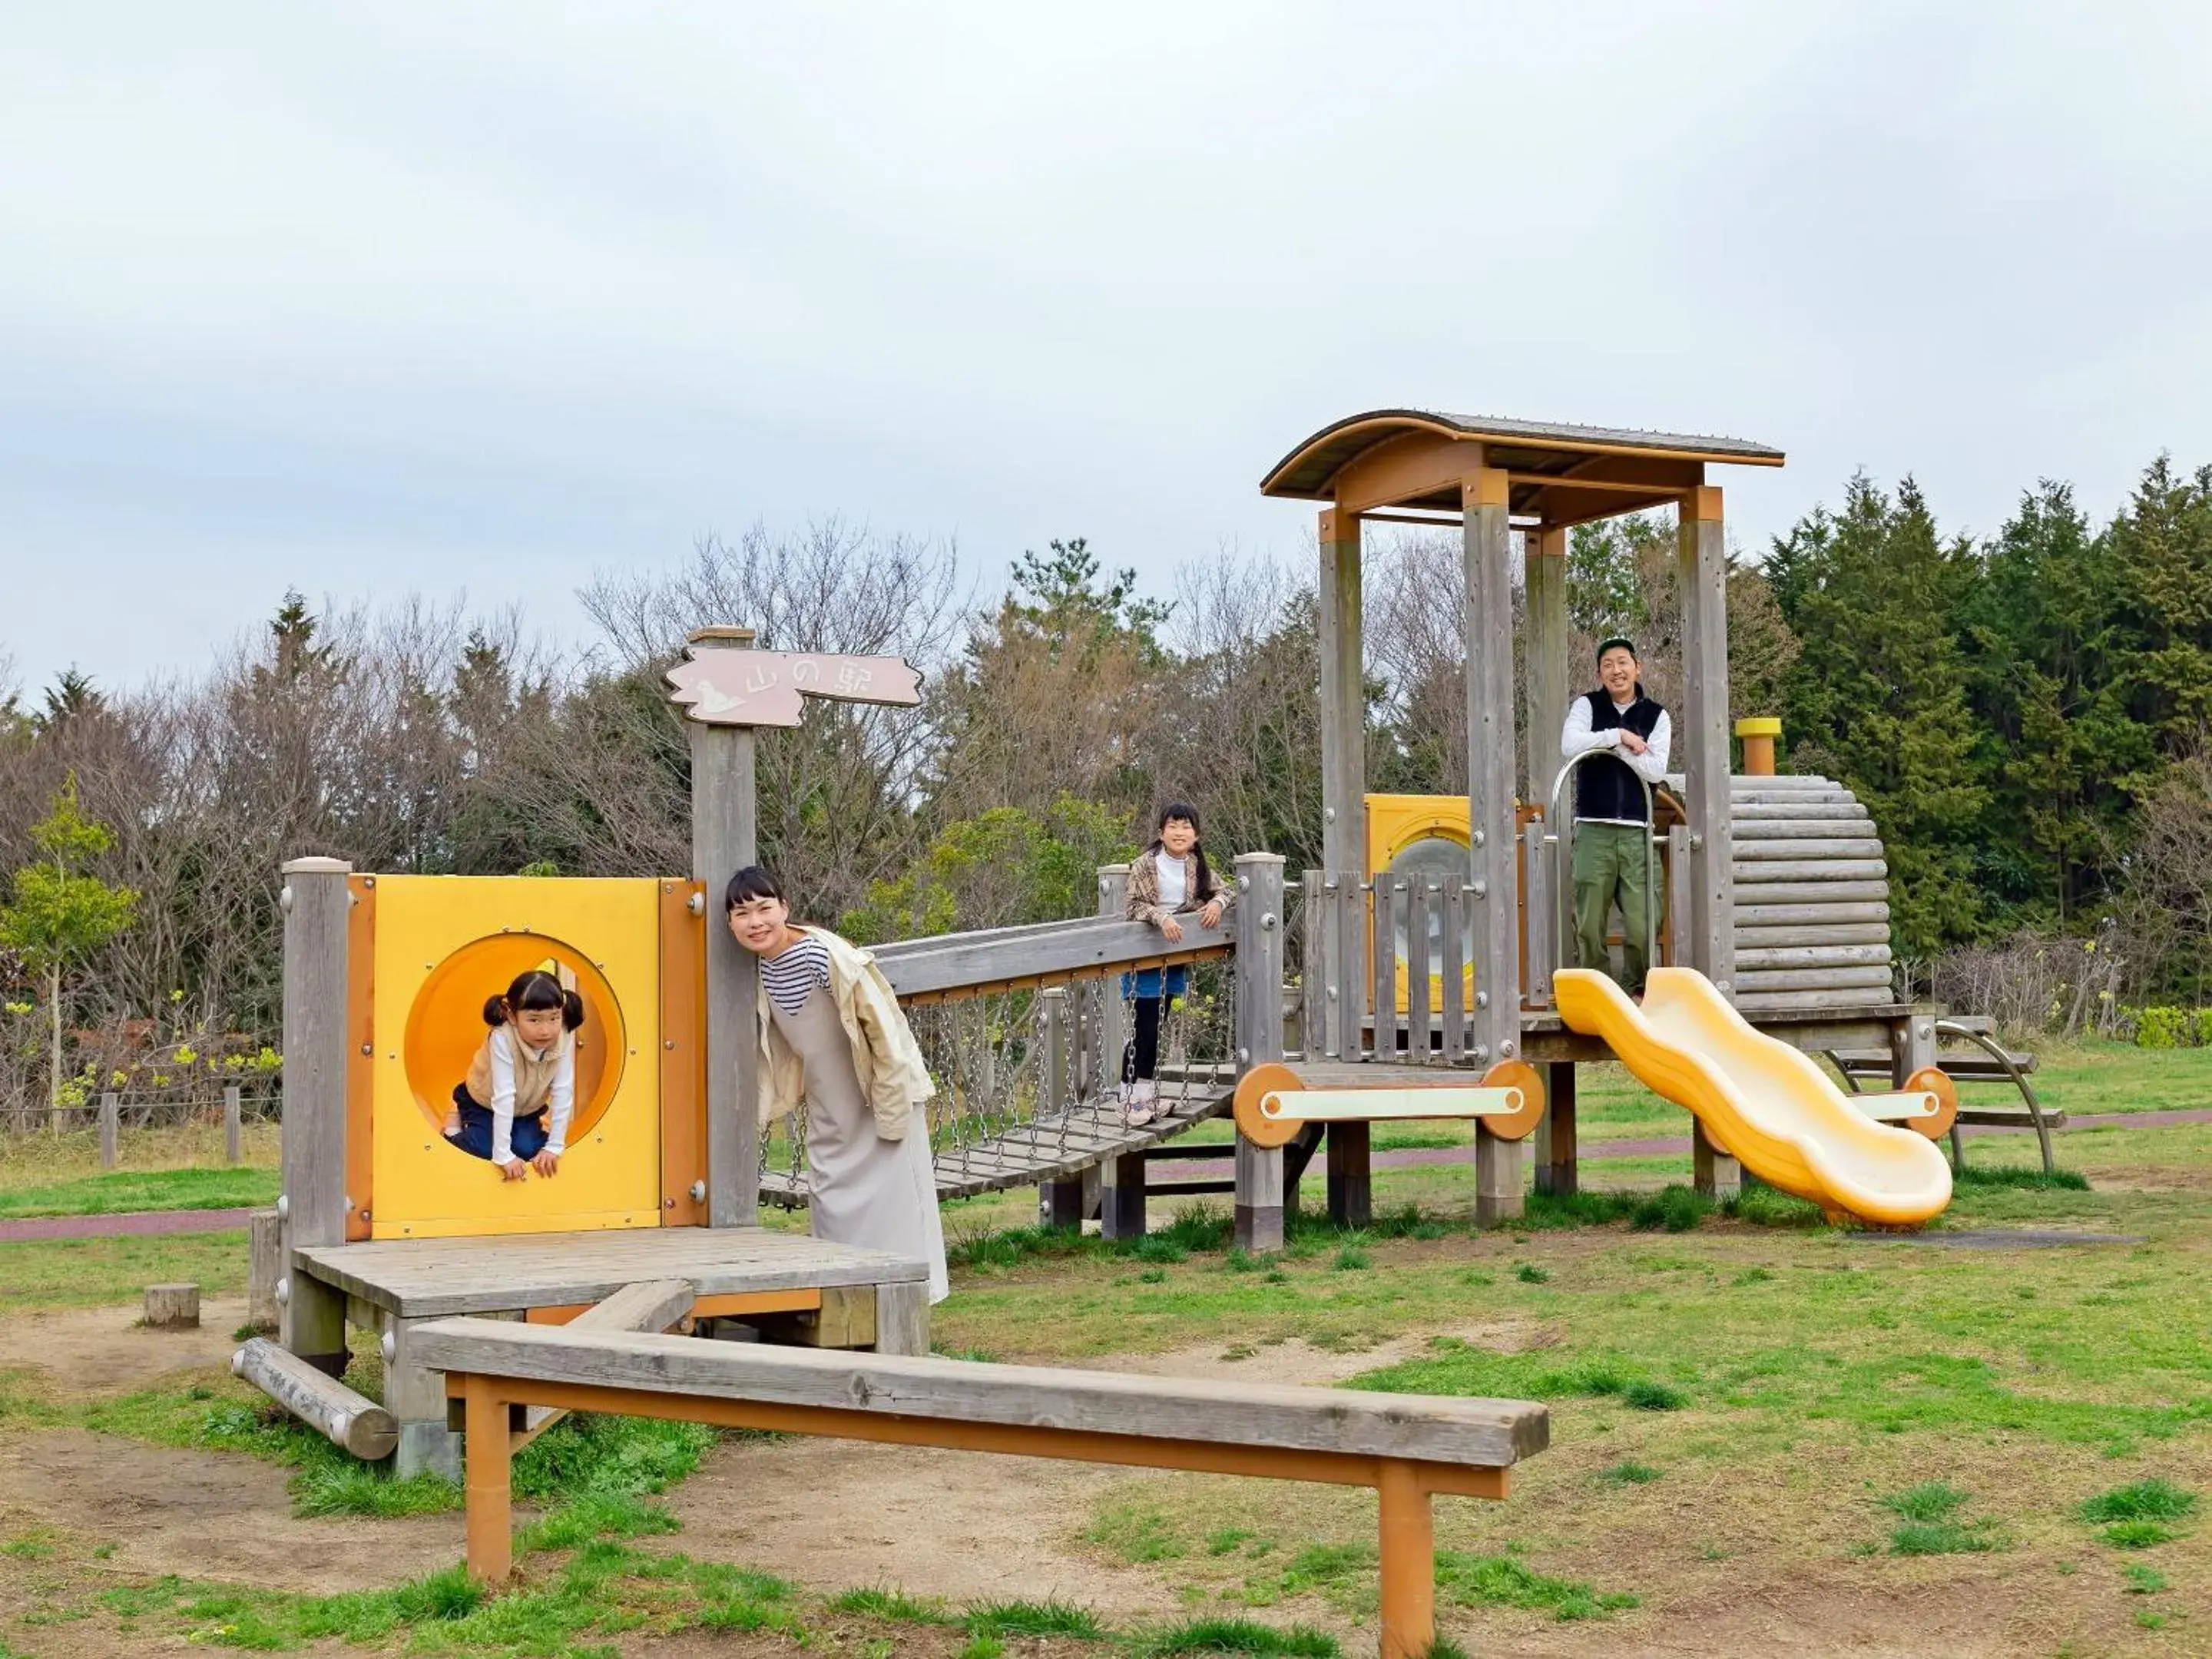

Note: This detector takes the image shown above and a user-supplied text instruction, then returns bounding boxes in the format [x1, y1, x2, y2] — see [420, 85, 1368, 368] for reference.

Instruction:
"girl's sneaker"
[1119, 1078, 1157, 1127]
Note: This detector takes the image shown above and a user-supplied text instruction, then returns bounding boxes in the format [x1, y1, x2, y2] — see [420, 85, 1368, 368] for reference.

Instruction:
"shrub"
[2134, 1007, 2190, 1048]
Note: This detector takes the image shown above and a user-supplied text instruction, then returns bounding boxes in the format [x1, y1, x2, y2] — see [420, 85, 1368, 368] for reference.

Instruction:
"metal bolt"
[1470, 1044, 1490, 1062]
[1327, 984, 1338, 1000]
[1237, 1047, 1250, 1063]
[360, 1043, 372, 1055]
[1260, 912, 1278, 931]
[664, 1039, 676, 1050]
[278, 886, 293, 912]
[1475, 992, 1489, 1008]
[1471, 881, 1488, 899]
[1472, 829, 1485, 847]
[687, 892, 706, 916]
[689, 1180, 707, 1203]
[1500, 1040, 1517, 1058]
[358, 1210, 369, 1223]
[275, 1195, 289, 1221]
[363, 876, 376, 888]
[1324, 806, 1337, 823]
[380, 1331, 396, 1363]
[274, 1276, 290, 1306]
[1690, 833, 1705, 850]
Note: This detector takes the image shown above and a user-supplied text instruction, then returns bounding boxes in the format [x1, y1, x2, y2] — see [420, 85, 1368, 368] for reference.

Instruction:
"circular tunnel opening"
[402, 932, 628, 1150]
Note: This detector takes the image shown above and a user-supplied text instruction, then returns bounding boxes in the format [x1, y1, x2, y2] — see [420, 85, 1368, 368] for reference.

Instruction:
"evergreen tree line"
[2, 456, 2207, 1099]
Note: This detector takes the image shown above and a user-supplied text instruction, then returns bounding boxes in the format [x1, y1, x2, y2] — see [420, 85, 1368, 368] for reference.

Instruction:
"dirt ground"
[0, 1285, 2200, 1656]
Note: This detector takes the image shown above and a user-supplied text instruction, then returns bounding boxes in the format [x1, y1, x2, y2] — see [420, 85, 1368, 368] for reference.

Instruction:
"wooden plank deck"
[293, 1227, 926, 1319]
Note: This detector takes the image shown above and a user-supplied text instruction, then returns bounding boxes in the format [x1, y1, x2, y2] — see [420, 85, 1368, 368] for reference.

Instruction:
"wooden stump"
[246, 1208, 283, 1332]
[144, 1282, 201, 1329]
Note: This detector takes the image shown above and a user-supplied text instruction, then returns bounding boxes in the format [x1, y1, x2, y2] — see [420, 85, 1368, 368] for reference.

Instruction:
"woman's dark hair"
[1148, 800, 1217, 903]
[724, 864, 786, 914]
[483, 969, 585, 1032]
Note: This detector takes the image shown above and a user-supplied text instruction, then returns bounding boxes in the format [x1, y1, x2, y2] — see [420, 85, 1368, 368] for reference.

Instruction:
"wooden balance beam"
[412, 1318, 1548, 1659]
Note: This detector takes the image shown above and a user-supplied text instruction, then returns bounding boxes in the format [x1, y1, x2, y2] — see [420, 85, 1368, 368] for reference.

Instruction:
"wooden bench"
[413, 1317, 1548, 1659]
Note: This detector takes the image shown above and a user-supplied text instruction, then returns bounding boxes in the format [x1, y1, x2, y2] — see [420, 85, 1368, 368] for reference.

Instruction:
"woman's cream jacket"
[754, 926, 934, 1141]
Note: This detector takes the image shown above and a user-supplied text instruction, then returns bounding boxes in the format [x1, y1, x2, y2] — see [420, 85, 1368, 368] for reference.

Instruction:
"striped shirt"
[759, 932, 832, 1017]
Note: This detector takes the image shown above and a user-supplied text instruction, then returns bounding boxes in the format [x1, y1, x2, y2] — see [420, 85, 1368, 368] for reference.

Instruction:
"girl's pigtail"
[482, 995, 512, 1027]
[561, 989, 586, 1031]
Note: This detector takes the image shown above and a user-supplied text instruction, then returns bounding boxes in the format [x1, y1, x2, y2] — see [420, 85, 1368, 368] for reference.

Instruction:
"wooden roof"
[1260, 410, 1784, 526]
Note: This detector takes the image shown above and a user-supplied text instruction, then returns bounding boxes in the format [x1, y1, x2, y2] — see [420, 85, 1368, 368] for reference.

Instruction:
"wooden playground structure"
[236, 406, 2058, 1654]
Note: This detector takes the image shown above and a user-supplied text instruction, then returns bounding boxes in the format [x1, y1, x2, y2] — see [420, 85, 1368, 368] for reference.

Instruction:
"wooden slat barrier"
[417, 1317, 1547, 1659]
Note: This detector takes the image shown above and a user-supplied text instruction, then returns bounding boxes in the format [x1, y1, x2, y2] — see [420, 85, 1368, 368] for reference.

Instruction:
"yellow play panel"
[1366, 793, 1479, 1012]
[369, 876, 663, 1240]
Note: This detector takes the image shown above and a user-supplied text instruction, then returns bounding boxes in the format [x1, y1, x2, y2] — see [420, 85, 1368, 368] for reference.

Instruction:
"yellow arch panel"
[368, 876, 663, 1240]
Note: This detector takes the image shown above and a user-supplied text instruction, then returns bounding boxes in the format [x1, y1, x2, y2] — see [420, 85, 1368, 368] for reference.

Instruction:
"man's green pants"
[1572, 820, 1661, 993]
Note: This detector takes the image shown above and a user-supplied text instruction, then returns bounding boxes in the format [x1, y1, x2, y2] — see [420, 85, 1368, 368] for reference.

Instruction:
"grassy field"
[0, 1045, 2207, 1653]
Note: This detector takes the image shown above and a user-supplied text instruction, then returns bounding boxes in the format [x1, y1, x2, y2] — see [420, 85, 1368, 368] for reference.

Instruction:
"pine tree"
[1959, 482, 2149, 922]
[2103, 457, 2212, 764]
[1771, 476, 1987, 957]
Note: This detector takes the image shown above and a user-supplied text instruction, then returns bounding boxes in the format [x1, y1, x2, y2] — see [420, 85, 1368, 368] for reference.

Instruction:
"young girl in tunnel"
[443, 969, 582, 1180]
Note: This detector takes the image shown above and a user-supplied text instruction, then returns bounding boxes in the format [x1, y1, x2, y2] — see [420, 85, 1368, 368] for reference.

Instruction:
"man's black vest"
[1574, 686, 1664, 823]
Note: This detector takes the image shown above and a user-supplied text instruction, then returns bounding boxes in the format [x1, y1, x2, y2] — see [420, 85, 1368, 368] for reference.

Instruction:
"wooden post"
[224, 1084, 243, 1164]
[144, 1283, 200, 1328]
[687, 628, 762, 1228]
[1096, 864, 1132, 1084]
[1534, 1061, 1578, 1197]
[1317, 509, 1366, 881]
[1406, 879, 1432, 1064]
[1302, 869, 1330, 1060]
[1694, 1119, 1740, 1204]
[1677, 488, 1737, 997]
[873, 1281, 930, 1356]
[1377, 1460, 1437, 1659]
[1465, 470, 1524, 1225]
[385, 1312, 463, 1479]
[1326, 1125, 1371, 1230]
[1737, 715, 1781, 778]
[1336, 873, 1367, 1063]
[463, 1375, 513, 1584]
[1233, 853, 1290, 1253]
[1035, 988, 1083, 1229]
[1101, 1150, 1146, 1240]
[1893, 1011, 1939, 1092]
[246, 1207, 283, 1331]
[99, 1092, 118, 1169]
[278, 856, 351, 1374]
[1667, 825, 1694, 971]
[1524, 526, 1571, 803]
[1522, 821, 1554, 1010]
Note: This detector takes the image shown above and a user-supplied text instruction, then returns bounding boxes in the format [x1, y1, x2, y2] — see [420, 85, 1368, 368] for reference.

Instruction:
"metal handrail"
[1932, 1018, 2056, 1177]
[1545, 747, 1663, 982]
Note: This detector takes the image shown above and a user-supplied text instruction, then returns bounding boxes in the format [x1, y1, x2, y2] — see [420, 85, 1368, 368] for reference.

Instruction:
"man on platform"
[1561, 636, 1671, 994]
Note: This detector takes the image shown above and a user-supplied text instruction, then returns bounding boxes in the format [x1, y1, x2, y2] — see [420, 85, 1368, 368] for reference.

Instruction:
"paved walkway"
[0, 1206, 258, 1243]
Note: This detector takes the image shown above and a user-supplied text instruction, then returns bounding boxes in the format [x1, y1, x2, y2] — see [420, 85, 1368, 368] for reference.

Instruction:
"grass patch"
[1953, 1164, 2091, 1191]
[2123, 1564, 2169, 1594]
[966, 1598, 1107, 1639]
[1138, 1616, 1339, 1656]
[1514, 1263, 1550, 1284]
[1089, 1504, 1187, 1564]
[1600, 1461, 1663, 1485]
[1623, 1379, 1687, 1411]
[1333, 1246, 1372, 1271]
[0, 1230, 250, 1311]
[0, 1166, 280, 1219]
[1880, 1482, 2007, 1555]
[1434, 1548, 1639, 1621]
[2078, 1478, 2199, 1524]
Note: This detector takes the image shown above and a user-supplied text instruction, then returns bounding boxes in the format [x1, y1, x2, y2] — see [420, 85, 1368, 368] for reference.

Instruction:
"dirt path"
[0, 1293, 257, 1393]
[0, 1429, 456, 1594]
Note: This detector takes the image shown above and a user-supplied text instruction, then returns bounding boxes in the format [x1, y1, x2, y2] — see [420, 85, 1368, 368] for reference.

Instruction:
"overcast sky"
[5, 2, 2209, 693]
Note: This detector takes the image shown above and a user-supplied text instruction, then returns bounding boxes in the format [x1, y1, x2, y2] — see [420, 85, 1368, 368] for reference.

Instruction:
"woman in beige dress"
[727, 866, 949, 1303]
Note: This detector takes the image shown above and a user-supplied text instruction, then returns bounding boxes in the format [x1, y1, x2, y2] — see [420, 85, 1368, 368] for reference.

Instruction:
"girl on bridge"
[1120, 801, 1234, 1127]
[727, 865, 949, 1303]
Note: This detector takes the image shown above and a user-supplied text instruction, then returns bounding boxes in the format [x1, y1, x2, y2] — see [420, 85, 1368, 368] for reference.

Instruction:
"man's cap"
[1596, 635, 1637, 661]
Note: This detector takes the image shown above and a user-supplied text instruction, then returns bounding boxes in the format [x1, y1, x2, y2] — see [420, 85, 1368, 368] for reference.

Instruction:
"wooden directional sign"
[664, 643, 925, 727]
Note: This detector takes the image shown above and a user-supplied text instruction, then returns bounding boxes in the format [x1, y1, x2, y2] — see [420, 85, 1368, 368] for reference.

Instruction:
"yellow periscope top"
[1553, 966, 1952, 1227]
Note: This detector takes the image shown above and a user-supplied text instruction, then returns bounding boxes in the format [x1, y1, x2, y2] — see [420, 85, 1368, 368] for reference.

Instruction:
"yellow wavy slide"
[1553, 967, 1952, 1227]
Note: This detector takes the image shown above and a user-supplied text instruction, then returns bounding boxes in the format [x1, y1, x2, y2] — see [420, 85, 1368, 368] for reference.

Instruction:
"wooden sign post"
[668, 628, 925, 1228]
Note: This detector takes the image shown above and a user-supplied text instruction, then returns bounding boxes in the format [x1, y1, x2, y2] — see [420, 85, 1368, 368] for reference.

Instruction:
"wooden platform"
[290, 1226, 932, 1480]
[293, 1227, 926, 1320]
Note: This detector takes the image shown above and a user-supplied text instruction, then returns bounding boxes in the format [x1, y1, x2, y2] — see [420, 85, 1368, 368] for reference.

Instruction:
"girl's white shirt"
[488, 1025, 576, 1165]
[1153, 848, 1187, 909]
